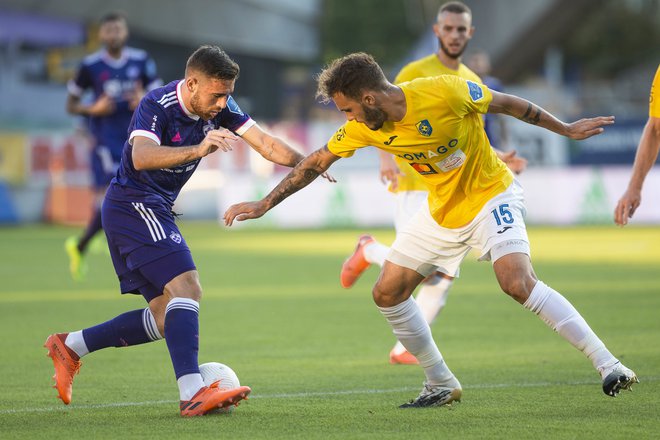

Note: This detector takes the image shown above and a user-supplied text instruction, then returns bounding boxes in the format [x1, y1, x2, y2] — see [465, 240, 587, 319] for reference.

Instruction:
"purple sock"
[82, 308, 162, 352]
[78, 208, 103, 253]
[164, 298, 200, 379]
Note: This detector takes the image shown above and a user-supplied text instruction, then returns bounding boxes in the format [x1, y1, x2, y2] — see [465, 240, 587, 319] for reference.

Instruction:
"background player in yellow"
[615, 63, 660, 225]
[339, 1, 526, 365]
[224, 52, 638, 408]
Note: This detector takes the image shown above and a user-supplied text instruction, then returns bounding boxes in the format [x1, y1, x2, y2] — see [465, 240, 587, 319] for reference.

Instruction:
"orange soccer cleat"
[340, 234, 375, 288]
[44, 333, 82, 405]
[389, 349, 419, 365]
[180, 381, 251, 417]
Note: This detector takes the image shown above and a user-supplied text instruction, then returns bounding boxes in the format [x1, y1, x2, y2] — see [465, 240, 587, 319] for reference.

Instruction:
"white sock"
[378, 296, 459, 388]
[363, 240, 389, 266]
[523, 280, 617, 373]
[391, 275, 452, 355]
[177, 373, 205, 401]
[65, 330, 89, 358]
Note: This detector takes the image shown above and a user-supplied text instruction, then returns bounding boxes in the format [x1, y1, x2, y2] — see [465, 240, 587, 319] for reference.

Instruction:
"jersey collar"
[176, 80, 200, 121]
[101, 48, 129, 69]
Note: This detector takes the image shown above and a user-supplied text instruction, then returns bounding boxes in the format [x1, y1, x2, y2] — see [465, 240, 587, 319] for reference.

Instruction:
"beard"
[189, 93, 213, 120]
[439, 38, 467, 59]
[362, 104, 387, 131]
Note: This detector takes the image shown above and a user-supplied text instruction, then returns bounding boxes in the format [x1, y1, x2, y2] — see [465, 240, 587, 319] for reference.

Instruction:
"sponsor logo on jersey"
[410, 162, 437, 175]
[467, 81, 484, 101]
[384, 135, 398, 145]
[415, 119, 433, 137]
[435, 149, 466, 172]
[170, 231, 182, 244]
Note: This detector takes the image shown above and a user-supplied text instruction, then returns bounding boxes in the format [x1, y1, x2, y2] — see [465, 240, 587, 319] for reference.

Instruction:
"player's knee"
[372, 280, 411, 308]
[498, 274, 536, 304]
[163, 270, 203, 301]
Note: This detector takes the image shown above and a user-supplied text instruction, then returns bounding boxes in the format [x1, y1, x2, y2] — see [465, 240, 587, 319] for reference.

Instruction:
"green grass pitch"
[0, 223, 658, 439]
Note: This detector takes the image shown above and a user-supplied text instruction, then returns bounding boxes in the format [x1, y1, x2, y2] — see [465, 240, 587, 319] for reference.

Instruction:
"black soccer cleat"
[399, 382, 462, 408]
[602, 363, 639, 397]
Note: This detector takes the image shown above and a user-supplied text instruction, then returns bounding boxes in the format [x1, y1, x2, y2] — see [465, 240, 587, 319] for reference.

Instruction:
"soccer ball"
[199, 362, 241, 413]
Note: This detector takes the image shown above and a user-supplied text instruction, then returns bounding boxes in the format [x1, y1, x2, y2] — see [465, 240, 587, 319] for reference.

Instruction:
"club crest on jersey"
[467, 81, 484, 101]
[410, 162, 437, 175]
[416, 119, 433, 137]
[202, 121, 215, 135]
[335, 127, 346, 141]
[170, 231, 182, 244]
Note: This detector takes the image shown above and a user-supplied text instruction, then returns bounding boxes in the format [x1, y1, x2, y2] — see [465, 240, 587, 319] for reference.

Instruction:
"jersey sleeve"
[650, 64, 660, 118]
[128, 97, 168, 145]
[437, 75, 493, 118]
[219, 96, 256, 136]
[67, 63, 92, 97]
[326, 122, 369, 158]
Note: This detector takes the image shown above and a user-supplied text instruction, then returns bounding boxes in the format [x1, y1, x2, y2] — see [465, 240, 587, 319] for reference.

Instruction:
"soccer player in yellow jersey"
[224, 53, 638, 407]
[339, 1, 526, 366]
[615, 63, 660, 225]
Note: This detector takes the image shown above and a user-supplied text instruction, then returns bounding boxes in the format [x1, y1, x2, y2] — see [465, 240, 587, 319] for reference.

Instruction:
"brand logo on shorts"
[170, 231, 182, 244]
[496, 226, 512, 234]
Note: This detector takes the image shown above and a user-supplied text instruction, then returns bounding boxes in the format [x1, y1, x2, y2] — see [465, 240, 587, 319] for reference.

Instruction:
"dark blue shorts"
[101, 197, 196, 302]
[91, 145, 120, 189]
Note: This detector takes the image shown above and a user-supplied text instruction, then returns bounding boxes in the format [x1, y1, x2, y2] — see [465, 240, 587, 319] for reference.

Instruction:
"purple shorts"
[101, 197, 196, 302]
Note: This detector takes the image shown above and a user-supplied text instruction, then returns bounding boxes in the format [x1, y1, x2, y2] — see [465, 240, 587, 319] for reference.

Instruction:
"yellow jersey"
[650, 64, 660, 118]
[327, 75, 513, 229]
[391, 54, 483, 192]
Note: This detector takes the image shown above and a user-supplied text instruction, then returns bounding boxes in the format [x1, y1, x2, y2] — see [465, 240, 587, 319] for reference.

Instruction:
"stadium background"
[0, 0, 659, 227]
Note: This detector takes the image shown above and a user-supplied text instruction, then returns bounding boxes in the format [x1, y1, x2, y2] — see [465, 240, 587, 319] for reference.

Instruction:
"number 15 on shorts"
[491, 203, 514, 226]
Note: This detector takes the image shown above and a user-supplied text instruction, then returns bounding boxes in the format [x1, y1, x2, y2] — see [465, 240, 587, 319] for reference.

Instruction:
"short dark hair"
[186, 45, 240, 81]
[316, 52, 388, 103]
[100, 11, 127, 25]
[439, 1, 472, 16]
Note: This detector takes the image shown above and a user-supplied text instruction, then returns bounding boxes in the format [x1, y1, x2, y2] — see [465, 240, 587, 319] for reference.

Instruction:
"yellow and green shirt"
[390, 54, 483, 192]
[327, 75, 513, 228]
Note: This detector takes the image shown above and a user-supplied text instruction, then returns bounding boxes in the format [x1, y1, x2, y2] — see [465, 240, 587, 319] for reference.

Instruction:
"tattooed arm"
[224, 145, 341, 226]
[487, 90, 614, 140]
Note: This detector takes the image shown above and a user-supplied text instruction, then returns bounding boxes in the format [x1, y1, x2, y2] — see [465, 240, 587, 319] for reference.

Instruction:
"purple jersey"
[68, 47, 161, 159]
[106, 80, 255, 207]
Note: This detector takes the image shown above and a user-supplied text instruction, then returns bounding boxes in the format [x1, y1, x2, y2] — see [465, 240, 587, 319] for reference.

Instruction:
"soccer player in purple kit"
[45, 45, 324, 416]
[65, 12, 162, 281]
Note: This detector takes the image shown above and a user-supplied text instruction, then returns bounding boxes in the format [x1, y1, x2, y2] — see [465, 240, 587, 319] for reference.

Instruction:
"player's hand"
[223, 201, 268, 226]
[88, 94, 115, 116]
[321, 172, 337, 183]
[198, 129, 238, 157]
[379, 154, 402, 191]
[614, 188, 642, 226]
[499, 150, 527, 174]
[564, 116, 615, 140]
[127, 87, 145, 111]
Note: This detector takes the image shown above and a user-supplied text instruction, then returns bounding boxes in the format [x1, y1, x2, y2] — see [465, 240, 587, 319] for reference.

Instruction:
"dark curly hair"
[316, 52, 388, 103]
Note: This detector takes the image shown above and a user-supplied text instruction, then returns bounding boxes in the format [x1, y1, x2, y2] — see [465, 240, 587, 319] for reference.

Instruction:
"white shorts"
[388, 180, 530, 277]
[394, 190, 428, 232]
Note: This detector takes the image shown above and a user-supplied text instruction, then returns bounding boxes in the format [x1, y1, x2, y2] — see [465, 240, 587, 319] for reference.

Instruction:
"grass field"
[0, 223, 658, 439]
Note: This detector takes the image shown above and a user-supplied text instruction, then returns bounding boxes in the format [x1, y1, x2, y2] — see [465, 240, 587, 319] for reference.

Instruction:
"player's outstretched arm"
[241, 125, 337, 182]
[487, 90, 615, 140]
[224, 145, 340, 226]
[614, 116, 660, 226]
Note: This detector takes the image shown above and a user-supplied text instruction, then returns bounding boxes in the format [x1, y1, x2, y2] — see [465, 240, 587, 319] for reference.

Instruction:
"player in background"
[340, 1, 526, 365]
[65, 12, 162, 281]
[45, 45, 334, 416]
[614, 64, 660, 226]
[224, 52, 638, 407]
